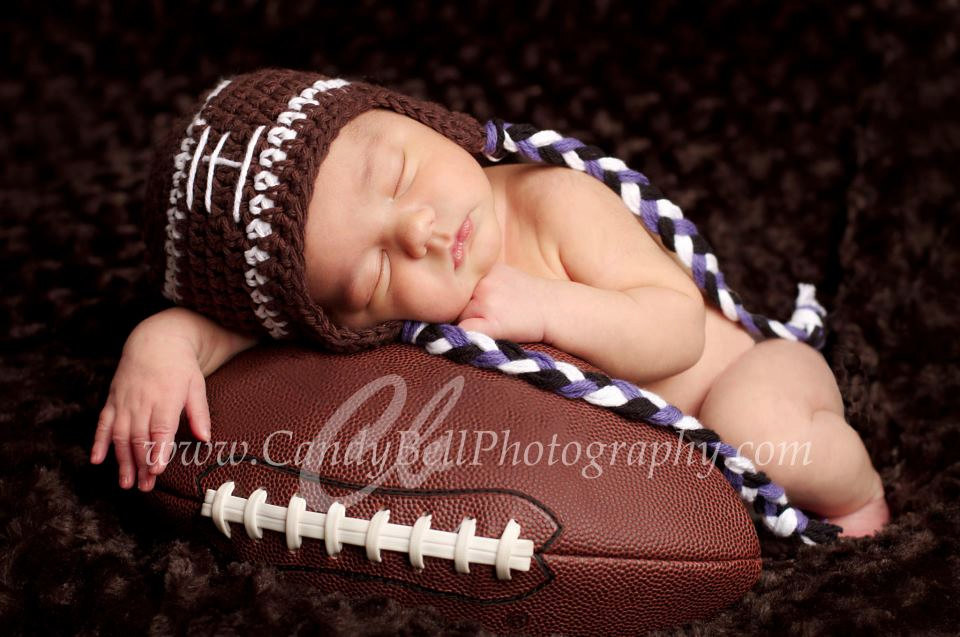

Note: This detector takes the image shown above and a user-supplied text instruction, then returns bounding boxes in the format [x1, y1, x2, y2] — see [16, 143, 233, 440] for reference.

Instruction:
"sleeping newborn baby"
[90, 69, 889, 538]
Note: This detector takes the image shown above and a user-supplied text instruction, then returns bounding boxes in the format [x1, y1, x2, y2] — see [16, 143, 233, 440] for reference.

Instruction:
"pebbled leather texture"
[150, 342, 761, 635]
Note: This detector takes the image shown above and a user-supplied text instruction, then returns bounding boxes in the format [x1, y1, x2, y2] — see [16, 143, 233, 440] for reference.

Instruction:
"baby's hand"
[90, 322, 211, 492]
[456, 263, 549, 343]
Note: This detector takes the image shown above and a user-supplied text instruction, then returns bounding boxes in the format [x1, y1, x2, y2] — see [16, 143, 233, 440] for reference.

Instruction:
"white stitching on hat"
[277, 110, 307, 126]
[245, 217, 272, 239]
[185, 125, 210, 213]
[253, 170, 280, 191]
[204, 131, 230, 213]
[258, 147, 286, 168]
[242, 76, 351, 339]
[244, 245, 269, 267]
[248, 192, 274, 216]
[233, 125, 265, 223]
[267, 126, 296, 146]
[162, 78, 231, 303]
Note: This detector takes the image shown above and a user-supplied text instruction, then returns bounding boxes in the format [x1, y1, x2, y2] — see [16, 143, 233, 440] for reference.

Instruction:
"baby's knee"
[761, 340, 845, 417]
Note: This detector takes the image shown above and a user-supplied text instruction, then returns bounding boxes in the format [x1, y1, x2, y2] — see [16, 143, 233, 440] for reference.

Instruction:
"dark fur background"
[2, 0, 959, 634]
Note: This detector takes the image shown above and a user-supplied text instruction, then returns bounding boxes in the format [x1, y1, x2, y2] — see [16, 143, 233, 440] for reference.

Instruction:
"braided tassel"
[482, 119, 828, 349]
[400, 322, 843, 545]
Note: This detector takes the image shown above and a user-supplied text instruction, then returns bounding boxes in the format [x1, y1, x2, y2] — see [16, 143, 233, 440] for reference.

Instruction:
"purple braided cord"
[400, 321, 842, 545]
[482, 119, 829, 349]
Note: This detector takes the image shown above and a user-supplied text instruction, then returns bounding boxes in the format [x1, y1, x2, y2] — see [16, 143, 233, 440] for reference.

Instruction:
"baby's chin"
[424, 303, 471, 326]
[356, 303, 469, 330]
[412, 298, 473, 327]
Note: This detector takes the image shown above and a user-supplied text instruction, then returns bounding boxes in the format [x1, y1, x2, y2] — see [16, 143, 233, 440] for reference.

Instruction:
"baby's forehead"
[347, 108, 411, 140]
[317, 109, 410, 179]
[309, 109, 409, 212]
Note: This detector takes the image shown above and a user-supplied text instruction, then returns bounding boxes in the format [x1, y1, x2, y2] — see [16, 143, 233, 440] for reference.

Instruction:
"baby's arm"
[90, 306, 258, 491]
[542, 282, 705, 385]
[517, 166, 707, 386]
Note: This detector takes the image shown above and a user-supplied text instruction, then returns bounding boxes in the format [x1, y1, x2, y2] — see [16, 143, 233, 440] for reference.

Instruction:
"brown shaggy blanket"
[2, 1, 958, 634]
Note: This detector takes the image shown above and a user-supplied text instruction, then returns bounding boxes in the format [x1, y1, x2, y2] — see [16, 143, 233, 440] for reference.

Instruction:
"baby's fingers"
[111, 411, 136, 489]
[138, 469, 157, 492]
[90, 403, 116, 464]
[184, 371, 211, 443]
[146, 403, 182, 476]
[128, 406, 154, 489]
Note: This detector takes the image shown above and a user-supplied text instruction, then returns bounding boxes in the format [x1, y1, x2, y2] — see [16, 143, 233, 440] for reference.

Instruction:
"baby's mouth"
[452, 213, 473, 269]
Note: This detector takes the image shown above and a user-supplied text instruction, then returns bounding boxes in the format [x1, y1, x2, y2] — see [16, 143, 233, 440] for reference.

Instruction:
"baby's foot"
[826, 484, 890, 538]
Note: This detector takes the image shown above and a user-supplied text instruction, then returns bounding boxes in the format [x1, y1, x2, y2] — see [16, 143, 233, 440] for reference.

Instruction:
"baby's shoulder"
[488, 163, 623, 236]
[490, 163, 701, 300]
[495, 162, 641, 232]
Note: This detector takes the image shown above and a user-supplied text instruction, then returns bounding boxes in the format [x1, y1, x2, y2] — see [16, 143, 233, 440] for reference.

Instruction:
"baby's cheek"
[393, 281, 467, 325]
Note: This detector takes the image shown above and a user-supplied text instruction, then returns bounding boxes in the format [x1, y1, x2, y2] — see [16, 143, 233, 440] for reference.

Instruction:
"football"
[149, 342, 761, 635]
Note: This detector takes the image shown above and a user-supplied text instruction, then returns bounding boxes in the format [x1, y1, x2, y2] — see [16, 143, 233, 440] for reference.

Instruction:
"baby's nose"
[397, 205, 449, 258]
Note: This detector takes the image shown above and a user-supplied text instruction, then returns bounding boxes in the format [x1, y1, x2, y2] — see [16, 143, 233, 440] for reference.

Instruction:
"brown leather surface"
[152, 343, 761, 635]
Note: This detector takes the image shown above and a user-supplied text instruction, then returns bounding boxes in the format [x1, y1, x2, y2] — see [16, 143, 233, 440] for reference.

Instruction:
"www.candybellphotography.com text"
[143, 372, 815, 488]
[144, 426, 814, 481]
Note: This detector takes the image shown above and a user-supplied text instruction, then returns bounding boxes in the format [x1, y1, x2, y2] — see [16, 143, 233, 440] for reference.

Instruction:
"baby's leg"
[697, 339, 889, 537]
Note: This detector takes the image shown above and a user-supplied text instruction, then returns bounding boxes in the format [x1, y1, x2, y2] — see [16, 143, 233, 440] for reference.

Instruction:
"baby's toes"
[827, 481, 890, 538]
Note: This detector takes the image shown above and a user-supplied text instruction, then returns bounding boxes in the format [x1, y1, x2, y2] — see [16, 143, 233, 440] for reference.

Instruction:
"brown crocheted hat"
[142, 68, 486, 353]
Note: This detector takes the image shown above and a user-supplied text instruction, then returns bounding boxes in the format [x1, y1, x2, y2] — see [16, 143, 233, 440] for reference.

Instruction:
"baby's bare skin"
[98, 108, 889, 536]
[303, 104, 888, 535]
[280, 111, 889, 535]
[484, 162, 889, 537]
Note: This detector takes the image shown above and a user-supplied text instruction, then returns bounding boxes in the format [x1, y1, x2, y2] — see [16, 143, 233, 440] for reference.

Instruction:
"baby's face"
[303, 109, 501, 330]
